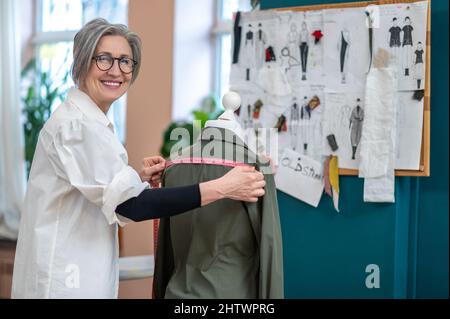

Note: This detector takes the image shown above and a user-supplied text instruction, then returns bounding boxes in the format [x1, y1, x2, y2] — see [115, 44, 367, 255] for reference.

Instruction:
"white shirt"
[12, 88, 148, 298]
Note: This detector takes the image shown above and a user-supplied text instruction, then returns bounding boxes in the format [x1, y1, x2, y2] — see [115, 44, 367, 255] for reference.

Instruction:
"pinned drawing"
[324, 8, 370, 92]
[278, 10, 324, 87]
[374, 1, 428, 91]
[324, 92, 365, 169]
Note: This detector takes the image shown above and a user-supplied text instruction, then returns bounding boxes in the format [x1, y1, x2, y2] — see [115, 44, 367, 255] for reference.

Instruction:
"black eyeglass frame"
[92, 55, 137, 74]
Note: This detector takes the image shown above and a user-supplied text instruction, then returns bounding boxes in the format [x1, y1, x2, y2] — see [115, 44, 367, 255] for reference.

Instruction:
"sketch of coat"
[153, 127, 284, 299]
[350, 106, 364, 147]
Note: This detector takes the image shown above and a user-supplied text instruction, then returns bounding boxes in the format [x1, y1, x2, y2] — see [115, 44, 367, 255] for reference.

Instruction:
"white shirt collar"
[67, 87, 114, 130]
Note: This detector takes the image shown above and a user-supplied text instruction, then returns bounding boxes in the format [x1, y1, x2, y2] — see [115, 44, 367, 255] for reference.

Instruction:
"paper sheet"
[276, 85, 325, 163]
[275, 149, 324, 207]
[374, 1, 428, 91]
[276, 10, 325, 88]
[394, 91, 424, 169]
[323, 92, 365, 169]
[323, 7, 371, 92]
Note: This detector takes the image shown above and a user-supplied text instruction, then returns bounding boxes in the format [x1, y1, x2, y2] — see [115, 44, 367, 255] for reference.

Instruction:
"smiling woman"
[11, 18, 267, 299]
[80, 35, 135, 113]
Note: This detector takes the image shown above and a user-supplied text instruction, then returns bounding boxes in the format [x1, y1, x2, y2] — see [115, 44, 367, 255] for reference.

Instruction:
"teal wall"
[260, 0, 449, 298]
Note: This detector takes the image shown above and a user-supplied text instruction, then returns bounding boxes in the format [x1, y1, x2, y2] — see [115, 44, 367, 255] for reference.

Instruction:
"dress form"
[205, 91, 246, 143]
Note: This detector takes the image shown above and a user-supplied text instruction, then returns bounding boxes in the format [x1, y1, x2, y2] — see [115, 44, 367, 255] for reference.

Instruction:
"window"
[214, 0, 252, 100]
[33, 0, 129, 142]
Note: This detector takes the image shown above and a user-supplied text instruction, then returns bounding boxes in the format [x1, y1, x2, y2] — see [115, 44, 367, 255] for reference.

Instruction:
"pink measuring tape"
[165, 157, 252, 169]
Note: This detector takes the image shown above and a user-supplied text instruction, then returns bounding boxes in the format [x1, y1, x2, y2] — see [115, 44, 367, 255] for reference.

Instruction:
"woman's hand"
[139, 156, 166, 187]
[199, 166, 265, 206]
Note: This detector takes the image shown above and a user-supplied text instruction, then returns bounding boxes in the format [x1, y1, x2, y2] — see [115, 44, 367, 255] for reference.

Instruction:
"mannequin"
[205, 91, 246, 141]
[153, 92, 284, 299]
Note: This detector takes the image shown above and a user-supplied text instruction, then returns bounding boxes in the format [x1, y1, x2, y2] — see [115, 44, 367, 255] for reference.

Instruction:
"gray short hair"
[71, 18, 142, 85]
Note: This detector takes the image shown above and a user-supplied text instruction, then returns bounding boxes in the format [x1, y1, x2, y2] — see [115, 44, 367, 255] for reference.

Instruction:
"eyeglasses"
[92, 55, 137, 74]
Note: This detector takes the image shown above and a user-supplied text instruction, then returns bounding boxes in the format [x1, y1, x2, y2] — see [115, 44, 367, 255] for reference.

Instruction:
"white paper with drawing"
[275, 149, 324, 207]
[374, 1, 428, 91]
[277, 10, 324, 88]
[230, 11, 280, 91]
[323, 8, 371, 92]
[323, 92, 365, 169]
[276, 85, 325, 163]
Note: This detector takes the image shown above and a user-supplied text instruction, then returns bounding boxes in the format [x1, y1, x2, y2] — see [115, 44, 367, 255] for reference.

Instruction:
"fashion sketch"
[402, 16, 414, 76]
[243, 24, 255, 81]
[280, 23, 301, 77]
[287, 23, 300, 62]
[244, 103, 254, 129]
[300, 96, 312, 153]
[365, 9, 375, 72]
[288, 99, 300, 151]
[299, 22, 310, 81]
[388, 17, 402, 61]
[254, 23, 267, 69]
[414, 41, 424, 89]
[337, 28, 351, 84]
[349, 98, 364, 160]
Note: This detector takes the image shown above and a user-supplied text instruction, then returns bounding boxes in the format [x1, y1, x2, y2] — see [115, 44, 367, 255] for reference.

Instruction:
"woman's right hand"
[199, 166, 266, 206]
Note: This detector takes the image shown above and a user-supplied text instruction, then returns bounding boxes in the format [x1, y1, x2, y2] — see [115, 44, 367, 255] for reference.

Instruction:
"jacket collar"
[66, 87, 114, 130]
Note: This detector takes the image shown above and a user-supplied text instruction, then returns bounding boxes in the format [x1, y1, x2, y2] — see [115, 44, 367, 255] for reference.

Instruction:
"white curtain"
[0, 0, 26, 240]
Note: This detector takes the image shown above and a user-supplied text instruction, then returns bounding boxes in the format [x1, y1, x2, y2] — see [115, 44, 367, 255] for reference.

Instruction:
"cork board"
[276, 0, 431, 177]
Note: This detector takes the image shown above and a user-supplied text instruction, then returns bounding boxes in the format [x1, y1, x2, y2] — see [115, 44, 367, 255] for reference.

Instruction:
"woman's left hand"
[139, 156, 166, 187]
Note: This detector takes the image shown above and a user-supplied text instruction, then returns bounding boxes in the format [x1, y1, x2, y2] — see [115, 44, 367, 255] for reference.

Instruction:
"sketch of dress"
[255, 23, 267, 69]
[289, 100, 300, 151]
[388, 17, 402, 61]
[243, 24, 255, 81]
[299, 22, 309, 81]
[280, 23, 301, 76]
[402, 17, 414, 76]
[414, 42, 424, 89]
[349, 100, 364, 160]
[287, 23, 300, 61]
[338, 29, 351, 84]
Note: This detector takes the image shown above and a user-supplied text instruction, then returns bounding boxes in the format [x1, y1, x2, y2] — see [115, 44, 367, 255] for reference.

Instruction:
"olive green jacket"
[153, 127, 284, 299]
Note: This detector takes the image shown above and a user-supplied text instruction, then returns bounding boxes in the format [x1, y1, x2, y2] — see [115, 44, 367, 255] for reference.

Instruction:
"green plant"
[21, 59, 69, 177]
[159, 95, 222, 158]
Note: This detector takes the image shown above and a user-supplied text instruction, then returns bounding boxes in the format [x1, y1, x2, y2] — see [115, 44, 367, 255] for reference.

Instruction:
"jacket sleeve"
[47, 119, 148, 226]
[257, 169, 284, 299]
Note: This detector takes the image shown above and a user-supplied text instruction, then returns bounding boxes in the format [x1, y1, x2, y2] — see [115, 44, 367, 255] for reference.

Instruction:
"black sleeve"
[116, 184, 201, 222]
